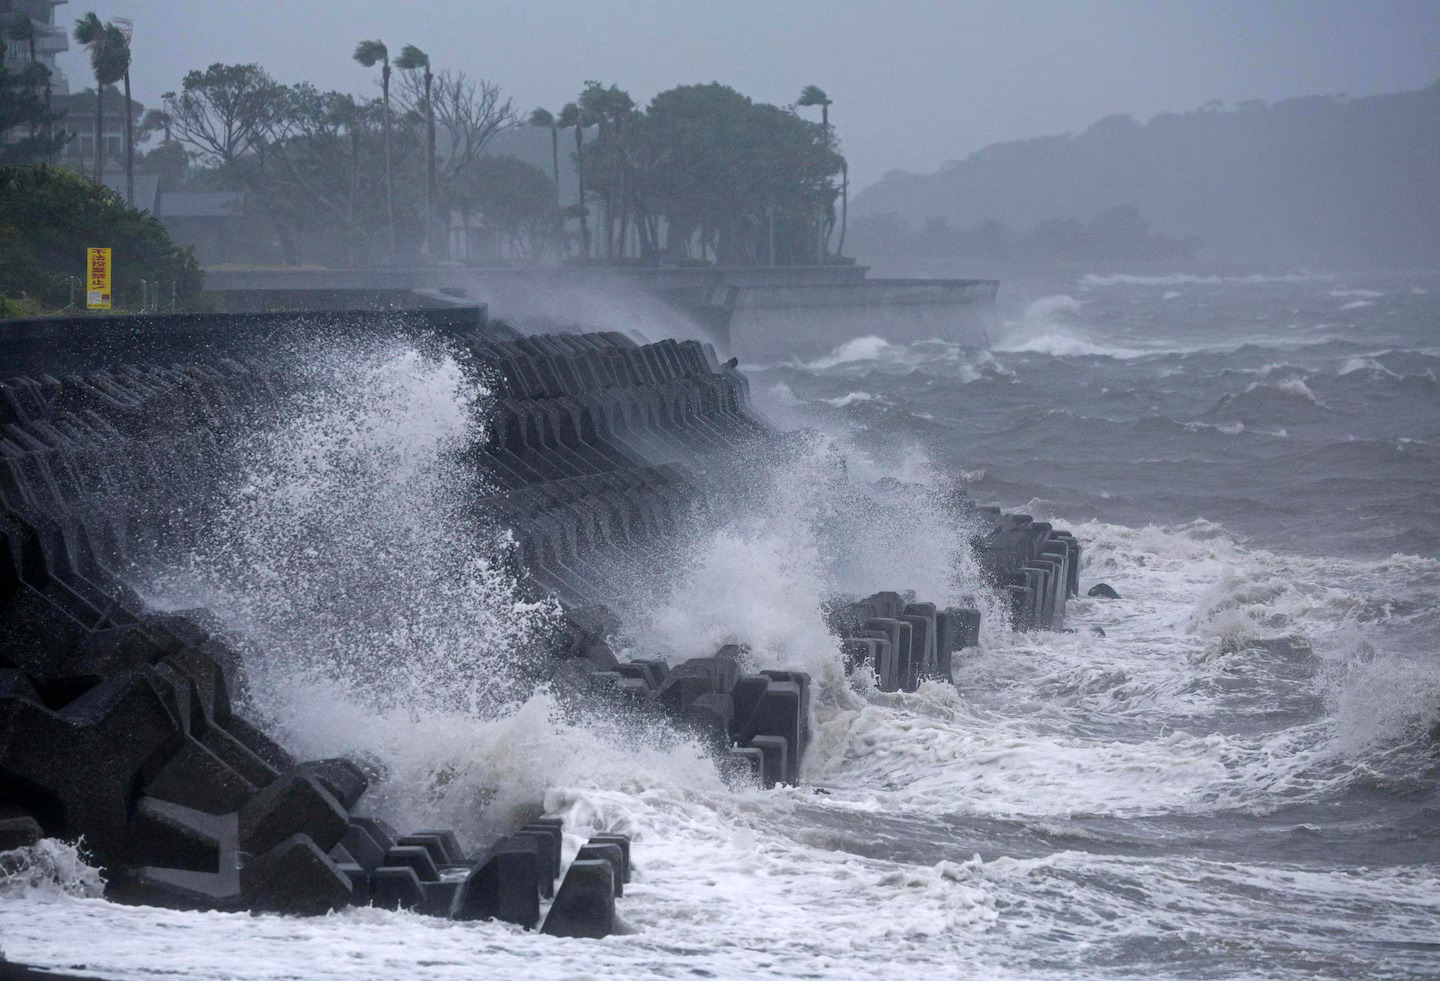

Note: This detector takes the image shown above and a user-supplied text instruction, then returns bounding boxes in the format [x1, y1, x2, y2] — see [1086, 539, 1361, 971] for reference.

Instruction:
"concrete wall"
[0, 306, 488, 378]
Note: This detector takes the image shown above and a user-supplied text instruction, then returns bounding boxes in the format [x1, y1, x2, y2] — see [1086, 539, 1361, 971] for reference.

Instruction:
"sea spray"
[130, 336, 586, 841]
[0, 840, 106, 899]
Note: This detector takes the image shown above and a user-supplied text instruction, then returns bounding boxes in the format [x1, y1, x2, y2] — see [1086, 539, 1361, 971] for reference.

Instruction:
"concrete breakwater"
[201, 263, 999, 360]
[0, 307, 1074, 930]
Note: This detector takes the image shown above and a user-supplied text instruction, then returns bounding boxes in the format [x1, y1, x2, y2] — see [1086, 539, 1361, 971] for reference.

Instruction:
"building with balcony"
[1, 0, 69, 96]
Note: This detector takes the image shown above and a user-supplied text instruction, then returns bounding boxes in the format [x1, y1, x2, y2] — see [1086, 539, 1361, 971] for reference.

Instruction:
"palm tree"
[576, 83, 635, 259]
[74, 13, 129, 185]
[557, 101, 591, 258]
[395, 44, 435, 258]
[353, 39, 395, 254]
[529, 108, 559, 197]
[112, 19, 136, 206]
[798, 84, 831, 139]
[798, 85, 834, 263]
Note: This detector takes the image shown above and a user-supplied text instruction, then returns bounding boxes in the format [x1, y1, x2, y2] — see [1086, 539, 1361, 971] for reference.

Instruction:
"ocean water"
[4, 272, 1440, 980]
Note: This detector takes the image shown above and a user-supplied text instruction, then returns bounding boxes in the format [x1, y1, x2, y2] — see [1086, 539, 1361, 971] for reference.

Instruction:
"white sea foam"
[1242, 376, 1320, 404]
[994, 331, 1146, 358]
[1081, 272, 1332, 287]
[801, 334, 899, 369]
[1186, 420, 1246, 435]
[1338, 356, 1400, 379]
[796, 334, 989, 373]
[1339, 299, 1375, 310]
[0, 840, 106, 900]
[9, 509, 1440, 979]
[992, 294, 1149, 359]
[822, 391, 883, 407]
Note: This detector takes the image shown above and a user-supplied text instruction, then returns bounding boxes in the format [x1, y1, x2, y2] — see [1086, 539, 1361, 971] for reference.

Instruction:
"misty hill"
[852, 81, 1440, 268]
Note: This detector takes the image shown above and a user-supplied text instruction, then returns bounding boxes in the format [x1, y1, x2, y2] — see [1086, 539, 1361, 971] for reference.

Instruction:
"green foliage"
[394, 45, 429, 72]
[162, 63, 287, 168]
[73, 13, 129, 89]
[582, 82, 843, 264]
[452, 154, 558, 256]
[2, 11, 67, 164]
[797, 85, 831, 109]
[137, 138, 187, 191]
[0, 63, 67, 164]
[352, 40, 388, 69]
[138, 48, 844, 267]
[0, 165, 204, 310]
[8, 12, 36, 47]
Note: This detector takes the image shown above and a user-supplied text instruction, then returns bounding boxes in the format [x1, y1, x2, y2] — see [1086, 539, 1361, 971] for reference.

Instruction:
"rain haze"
[57, 0, 1440, 187]
[5, 2, 1440, 980]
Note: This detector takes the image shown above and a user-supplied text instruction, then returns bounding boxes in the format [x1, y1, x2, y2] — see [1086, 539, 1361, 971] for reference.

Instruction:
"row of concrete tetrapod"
[1, 332, 772, 623]
[472, 332, 768, 491]
[499, 467, 705, 607]
[482, 373, 763, 487]
[0, 510, 631, 934]
[465, 331, 728, 402]
[466, 331, 773, 608]
[549, 606, 811, 788]
[972, 508, 1081, 631]
[0, 358, 327, 602]
[828, 591, 983, 692]
[329, 817, 631, 937]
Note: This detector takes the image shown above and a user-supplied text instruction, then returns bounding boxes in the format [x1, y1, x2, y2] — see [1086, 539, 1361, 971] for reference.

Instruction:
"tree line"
[144, 55, 847, 267]
[1, 12, 850, 269]
[528, 80, 845, 266]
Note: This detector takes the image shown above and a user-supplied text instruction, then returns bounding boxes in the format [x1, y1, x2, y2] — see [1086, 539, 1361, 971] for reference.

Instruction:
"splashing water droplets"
[141, 338, 557, 745]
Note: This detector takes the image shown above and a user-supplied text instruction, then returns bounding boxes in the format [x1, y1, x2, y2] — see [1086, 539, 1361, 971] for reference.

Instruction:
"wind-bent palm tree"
[353, 39, 395, 254]
[395, 44, 435, 257]
[529, 108, 559, 197]
[74, 13, 129, 184]
[798, 84, 831, 140]
[112, 18, 136, 205]
[557, 101, 591, 258]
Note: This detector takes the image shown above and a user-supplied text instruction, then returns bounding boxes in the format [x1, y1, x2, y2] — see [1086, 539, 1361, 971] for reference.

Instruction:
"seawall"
[0, 306, 1072, 932]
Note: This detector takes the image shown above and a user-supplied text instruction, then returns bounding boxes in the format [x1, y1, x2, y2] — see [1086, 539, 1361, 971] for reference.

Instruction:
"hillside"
[852, 82, 1440, 268]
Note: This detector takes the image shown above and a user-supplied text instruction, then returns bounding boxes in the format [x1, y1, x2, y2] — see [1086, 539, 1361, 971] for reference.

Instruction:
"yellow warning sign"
[86, 247, 111, 310]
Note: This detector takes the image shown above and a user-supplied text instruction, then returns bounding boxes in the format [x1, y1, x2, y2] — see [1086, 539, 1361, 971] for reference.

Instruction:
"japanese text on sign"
[87, 247, 111, 310]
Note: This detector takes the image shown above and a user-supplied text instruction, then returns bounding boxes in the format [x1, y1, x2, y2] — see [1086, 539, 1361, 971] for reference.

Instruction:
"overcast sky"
[56, 0, 1440, 189]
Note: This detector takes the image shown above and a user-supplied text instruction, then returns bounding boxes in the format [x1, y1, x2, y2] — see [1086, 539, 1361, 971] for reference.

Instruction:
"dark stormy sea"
[3, 269, 1439, 980]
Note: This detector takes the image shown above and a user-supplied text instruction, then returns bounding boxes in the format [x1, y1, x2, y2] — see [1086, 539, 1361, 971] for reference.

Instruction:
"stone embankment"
[0, 309, 1076, 929]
